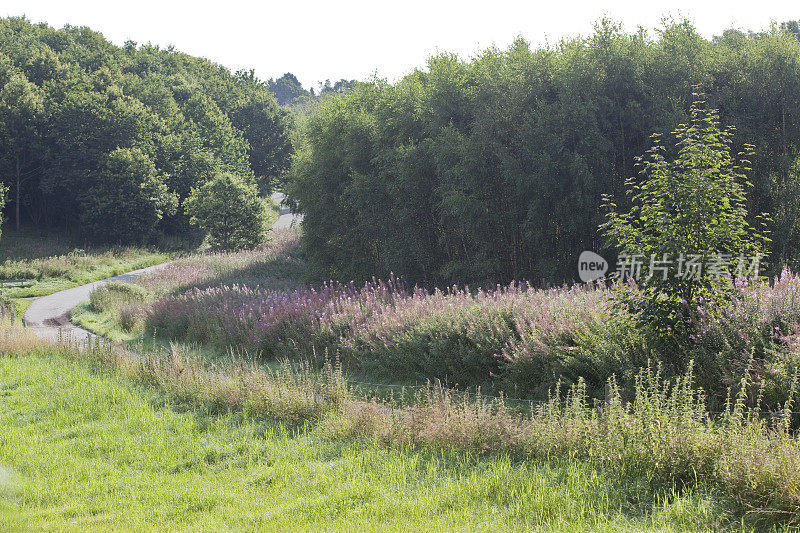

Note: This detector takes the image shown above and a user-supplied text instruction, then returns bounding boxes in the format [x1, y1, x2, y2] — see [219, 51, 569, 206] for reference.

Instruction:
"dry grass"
[0, 320, 51, 354]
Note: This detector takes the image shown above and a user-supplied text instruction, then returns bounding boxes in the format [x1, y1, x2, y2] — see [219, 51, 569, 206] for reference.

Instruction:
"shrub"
[602, 93, 769, 354]
[89, 281, 150, 313]
[184, 173, 270, 250]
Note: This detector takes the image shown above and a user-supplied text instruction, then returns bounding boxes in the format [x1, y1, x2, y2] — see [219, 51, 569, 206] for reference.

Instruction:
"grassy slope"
[0, 351, 727, 532]
[71, 300, 134, 342]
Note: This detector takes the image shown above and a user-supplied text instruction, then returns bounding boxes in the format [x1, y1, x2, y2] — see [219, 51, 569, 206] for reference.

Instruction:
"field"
[0, 324, 790, 531]
[51, 231, 800, 529]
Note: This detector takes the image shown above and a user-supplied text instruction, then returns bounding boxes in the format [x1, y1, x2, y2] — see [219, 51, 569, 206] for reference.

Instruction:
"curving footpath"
[23, 263, 170, 344]
[271, 191, 303, 229]
[24, 193, 302, 344]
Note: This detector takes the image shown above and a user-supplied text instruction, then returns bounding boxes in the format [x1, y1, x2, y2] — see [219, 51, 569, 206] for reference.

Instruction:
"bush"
[90, 281, 151, 313]
[80, 148, 177, 244]
[602, 94, 769, 355]
[184, 173, 269, 250]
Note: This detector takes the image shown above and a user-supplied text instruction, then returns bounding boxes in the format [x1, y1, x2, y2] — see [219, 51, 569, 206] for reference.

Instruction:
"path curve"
[24, 192, 302, 344]
[271, 192, 303, 229]
[23, 263, 170, 344]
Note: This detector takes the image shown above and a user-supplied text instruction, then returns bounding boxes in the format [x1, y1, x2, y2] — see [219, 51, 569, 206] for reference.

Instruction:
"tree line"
[290, 19, 800, 286]
[0, 16, 292, 244]
[266, 72, 357, 107]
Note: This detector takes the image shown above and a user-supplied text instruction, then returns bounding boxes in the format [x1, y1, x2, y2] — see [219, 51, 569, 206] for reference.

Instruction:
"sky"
[1, 1, 797, 90]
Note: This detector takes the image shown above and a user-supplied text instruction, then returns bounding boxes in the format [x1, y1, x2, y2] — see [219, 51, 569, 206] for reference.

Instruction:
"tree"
[781, 20, 800, 40]
[266, 73, 309, 105]
[0, 17, 293, 240]
[0, 182, 8, 240]
[602, 93, 770, 342]
[228, 88, 293, 194]
[318, 79, 358, 95]
[184, 173, 268, 249]
[80, 147, 176, 243]
[0, 71, 43, 231]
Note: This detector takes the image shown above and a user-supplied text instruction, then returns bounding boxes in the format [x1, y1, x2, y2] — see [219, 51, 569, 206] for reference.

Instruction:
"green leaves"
[602, 93, 770, 349]
[80, 147, 176, 244]
[184, 173, 269, 250]
[0, 16, 291, 244]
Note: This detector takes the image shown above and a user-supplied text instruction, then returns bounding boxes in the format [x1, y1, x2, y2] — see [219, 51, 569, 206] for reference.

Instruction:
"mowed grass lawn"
[0, 352, 731, 532]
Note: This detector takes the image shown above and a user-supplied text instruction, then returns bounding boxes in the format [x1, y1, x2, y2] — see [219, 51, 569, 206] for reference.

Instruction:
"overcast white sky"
[2, 1, 797, 89]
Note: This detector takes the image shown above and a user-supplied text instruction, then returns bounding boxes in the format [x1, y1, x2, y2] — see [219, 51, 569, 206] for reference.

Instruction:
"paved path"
[23, 263, 170, 344]
[23, 193, 302, 345]
[271, 192, 303, 229]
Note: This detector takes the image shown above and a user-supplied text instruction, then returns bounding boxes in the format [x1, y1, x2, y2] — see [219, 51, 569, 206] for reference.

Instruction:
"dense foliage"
[290, 20, 800, 286]
[266, 72, 358, 109]
[184, 173, 270, 250]
[0, 16, 292, 243]
[603, 96, 770, 344]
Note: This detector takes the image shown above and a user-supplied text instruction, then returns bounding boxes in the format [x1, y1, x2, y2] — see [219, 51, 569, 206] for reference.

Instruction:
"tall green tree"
[0, 16, 292, 244]
[266, 73, 309, 105]
[0, 71, 43, 231]
[290, 20, 800, 288]
[80, 147, 176, 243]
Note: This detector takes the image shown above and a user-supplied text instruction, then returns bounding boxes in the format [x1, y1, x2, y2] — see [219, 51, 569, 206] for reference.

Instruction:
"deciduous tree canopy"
[0, 16, 292, 244]
[290, 19, 800, 286]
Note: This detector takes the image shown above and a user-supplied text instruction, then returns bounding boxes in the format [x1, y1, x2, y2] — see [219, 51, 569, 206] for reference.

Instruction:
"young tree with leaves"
[602, 92, 770, 343]
[184, 173, 269, 250]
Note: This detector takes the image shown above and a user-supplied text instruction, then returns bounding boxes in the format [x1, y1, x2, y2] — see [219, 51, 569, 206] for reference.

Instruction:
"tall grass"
[0, 230, 172, 319]
[325, 364, 800, 524]
[136, 228, 303, 293]
[2, 321, 798, 528]
[143, 276, 642, 397]
[79, 230, 800, 409]
[0, 348, 736, 532]
[0, 246, 169, 282]
[137, 248, 800, 407]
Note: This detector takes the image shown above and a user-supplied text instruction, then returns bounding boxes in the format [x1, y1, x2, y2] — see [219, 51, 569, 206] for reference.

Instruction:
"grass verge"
[0, 323, 796, 530]
[0, 229, 173, 320]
